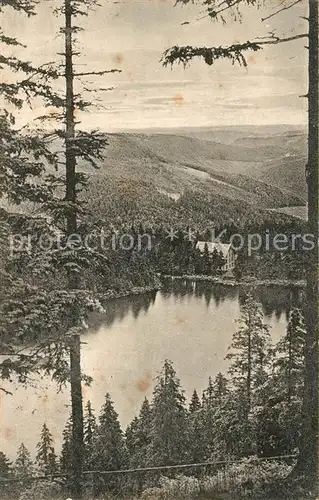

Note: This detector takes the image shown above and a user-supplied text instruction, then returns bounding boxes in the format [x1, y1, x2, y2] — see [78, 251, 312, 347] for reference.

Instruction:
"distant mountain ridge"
[82, 128, 307, 228]
[99, 129, 307, 198]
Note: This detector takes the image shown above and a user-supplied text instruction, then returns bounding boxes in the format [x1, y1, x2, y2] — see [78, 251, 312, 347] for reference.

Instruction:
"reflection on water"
[2, 280, 303, 459]
[89, 291, 157, 332]
[238, 284, 304, 321]
[163, 278, 303, 320]
[160, 279, 238, 307]
[90, 279, 304, 332]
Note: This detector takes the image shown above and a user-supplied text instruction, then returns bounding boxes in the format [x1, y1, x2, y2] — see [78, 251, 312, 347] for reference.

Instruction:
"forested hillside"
[82, 130, 306, 230]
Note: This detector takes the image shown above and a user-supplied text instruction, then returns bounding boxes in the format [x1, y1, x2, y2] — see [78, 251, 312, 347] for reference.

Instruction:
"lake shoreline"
[98, 274, 305, 304]
[4, 279, 302, 461]
[159, 274, 306, 288]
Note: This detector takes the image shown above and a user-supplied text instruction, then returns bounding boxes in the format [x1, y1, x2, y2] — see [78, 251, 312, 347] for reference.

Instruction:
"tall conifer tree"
[189, 389, 201, 414]
[226, 293, 271, 408]
[36, 423, 57, 475]
[0, 451, 11, 477]
[126, 397, 152, 468]
[147, 360, 189, 466]
[2, 2, 119, 495]
[83, 400, 97, 470]
[15, 443, 33, 479]
[93, 393, 128, 471]
[60, 415, 73, 474]
[188, 389, 206, 463]
[275, 308, 306, 403]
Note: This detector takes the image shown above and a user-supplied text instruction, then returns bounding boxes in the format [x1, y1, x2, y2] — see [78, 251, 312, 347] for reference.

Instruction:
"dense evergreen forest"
[0, 295, 306, 499]
[73, 217, 309, 294]
[129, 219, 309, 281]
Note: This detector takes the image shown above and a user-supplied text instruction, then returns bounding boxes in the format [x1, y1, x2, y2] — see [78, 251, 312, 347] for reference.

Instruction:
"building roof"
[196, 241, 232, 258]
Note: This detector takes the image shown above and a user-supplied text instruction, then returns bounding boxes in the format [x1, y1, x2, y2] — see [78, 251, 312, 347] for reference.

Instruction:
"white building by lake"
[195, 241, 237, 272]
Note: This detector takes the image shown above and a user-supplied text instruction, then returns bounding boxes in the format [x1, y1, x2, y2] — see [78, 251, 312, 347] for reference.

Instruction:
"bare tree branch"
[261, 0, 303, 22]
[0, 387, 13, 396]
[73, 69, 121, 77]
[256, 33, 308, 45]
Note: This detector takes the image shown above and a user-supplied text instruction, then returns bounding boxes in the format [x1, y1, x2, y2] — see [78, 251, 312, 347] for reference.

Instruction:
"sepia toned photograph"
[0, 0, 318, 499]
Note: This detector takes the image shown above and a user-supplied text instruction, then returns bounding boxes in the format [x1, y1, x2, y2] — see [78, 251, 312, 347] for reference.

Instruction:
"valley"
[81, 126, 307, 229]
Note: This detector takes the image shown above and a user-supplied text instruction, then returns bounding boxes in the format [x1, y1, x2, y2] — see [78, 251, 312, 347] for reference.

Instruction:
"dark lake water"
[1, 280, 304, 458]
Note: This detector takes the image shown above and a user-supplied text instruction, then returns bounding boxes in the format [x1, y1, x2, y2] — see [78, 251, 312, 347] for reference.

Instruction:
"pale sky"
[2, 0, 308, 130]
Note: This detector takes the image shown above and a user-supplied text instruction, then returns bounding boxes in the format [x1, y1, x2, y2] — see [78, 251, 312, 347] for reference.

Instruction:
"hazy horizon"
[3, 0, 309, 131]
[102, 122, 307, 134]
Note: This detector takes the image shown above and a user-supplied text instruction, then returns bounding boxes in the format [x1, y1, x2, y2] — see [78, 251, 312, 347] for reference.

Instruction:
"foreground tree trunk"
[297, 0, 318, 487]
[247, 310, 252, 409]
[69, 334, 84, 496]
[64, 0, 84, 496]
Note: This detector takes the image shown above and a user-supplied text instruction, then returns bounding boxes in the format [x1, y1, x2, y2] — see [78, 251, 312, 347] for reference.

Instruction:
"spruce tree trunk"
[64, 0, 84, 496]
[69, 334, 84, 496]
[297, 0, 318, 486]
[65, 0, 77, 236]
[247, 311, 252, 408]
[288, 333, 292, 404]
